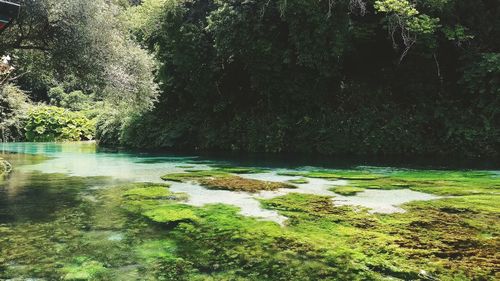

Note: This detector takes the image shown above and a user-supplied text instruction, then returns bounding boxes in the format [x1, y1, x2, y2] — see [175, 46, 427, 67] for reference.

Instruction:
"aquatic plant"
[62, 257, 109, 280]
[328, 186, 365, 196]
[277, 170, 385, 180]
[162, 170, 297, 192]
[0, 157, 12, 176]
[161, 170, 230, 182]
[287, 178, 309, 184]
[199, 176, 296, 192]
[212, 165, 268, 174]
[143, 205, 200, 224]
[1, 155, 498, 280]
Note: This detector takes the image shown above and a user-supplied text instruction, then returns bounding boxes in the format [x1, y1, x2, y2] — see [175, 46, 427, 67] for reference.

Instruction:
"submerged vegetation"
[1, 154, 497, 280]
[162, 169, 296, 192]
[0, 157, 11, 176]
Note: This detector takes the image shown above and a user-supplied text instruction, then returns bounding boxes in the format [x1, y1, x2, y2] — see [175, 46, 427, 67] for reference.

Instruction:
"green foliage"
[0, 84, 30, 142]
[25, 105, 96, 142]
[109, 0, 500, 157]
[442, 25, 474, 43]
[1, 0, 158, 114]
[48, 87, 95, 111]
[461, 53, 500, 96]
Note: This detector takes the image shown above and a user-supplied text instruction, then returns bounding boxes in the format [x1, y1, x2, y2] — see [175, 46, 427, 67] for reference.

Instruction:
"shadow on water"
[96, 145, 500, 170]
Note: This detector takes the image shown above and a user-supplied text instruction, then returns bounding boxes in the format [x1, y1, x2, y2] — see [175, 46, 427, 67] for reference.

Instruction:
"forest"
[1, 0, 498, 157]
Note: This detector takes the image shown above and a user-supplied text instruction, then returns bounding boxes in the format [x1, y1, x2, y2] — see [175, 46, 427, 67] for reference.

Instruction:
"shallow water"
[0, 142, 447, 223]
[1, 142, 498, 280]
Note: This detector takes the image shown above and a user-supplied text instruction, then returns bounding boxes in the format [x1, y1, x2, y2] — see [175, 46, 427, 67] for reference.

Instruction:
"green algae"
[277, 170, 385, 180]
[287, 178, 309, 184]
[344, 169, 500, 196]
[328, 185, 365, 196]
[199, 175, 297, 192]
[0, 152, 499, 281]
[136, 240, 178, 262]
[0, 157, 12, 177]
[62, 257, 109, 280]
[162, 169, 297, 192]
[176, 165, 196, 169]
[143, 205, 199, 224]
[124, 184, 173, 199]
[212, 166, 268, 174]
[161, 170, 229, 182]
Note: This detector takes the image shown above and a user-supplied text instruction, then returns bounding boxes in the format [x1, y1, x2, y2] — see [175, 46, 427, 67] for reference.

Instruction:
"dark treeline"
[1, 0, 499, 157]
[110, 0, 500, 157]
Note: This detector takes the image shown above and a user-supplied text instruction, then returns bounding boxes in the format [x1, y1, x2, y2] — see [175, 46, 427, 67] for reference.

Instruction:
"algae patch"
[162, 170, 297, 193]
[329, 185, 364, 196]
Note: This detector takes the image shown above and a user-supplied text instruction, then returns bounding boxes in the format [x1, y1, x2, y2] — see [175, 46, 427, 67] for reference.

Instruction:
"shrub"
[0, 84, 30, 142]
[48, 87, 95, 111]
[25, 105, 95, 142]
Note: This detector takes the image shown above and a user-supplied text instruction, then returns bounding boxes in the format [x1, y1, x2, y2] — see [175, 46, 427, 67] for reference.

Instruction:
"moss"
[136, 240, 178, 262]
[62, 257, 109, 280]
[278, 170, 384, 180]
[143, 205, 199, 224]
[176, 165, 196, 169]
[261, 193, 337, 215]
[259, 192, 500, 280]
[213, 166, 268, 174]
[161, 170, 229, 182]
[346, 169, 500, 196]
[0, 158, 12, 176]
[2, 165, 499, 281]
[287, 178, 309, 184]
[328, 186, 365, 196]
[199, 175, 297, 192]
[162, 170, 296, 192]
[123, 184, 173, 199]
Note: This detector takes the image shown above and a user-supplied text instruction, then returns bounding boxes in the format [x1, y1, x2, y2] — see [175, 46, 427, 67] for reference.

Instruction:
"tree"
[0, 0, 158, 111]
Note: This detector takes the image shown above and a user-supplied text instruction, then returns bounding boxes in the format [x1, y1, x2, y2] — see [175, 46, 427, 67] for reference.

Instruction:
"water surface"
[0, 142, 446, 223]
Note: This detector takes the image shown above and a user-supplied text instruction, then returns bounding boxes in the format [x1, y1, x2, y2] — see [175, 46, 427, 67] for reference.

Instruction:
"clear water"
[0, 142, 442, 224]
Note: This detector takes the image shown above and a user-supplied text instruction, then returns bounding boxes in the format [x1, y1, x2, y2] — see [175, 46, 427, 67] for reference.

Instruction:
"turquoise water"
[0, 142, 497, 280]
[0, 142, 441, 224]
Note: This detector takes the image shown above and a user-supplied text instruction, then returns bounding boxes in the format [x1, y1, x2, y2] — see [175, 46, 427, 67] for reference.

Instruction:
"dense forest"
[1, 0, 499, 157]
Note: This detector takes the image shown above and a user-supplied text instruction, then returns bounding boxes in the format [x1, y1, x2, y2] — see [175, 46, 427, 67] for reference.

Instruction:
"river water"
[0, 142, 444, 225]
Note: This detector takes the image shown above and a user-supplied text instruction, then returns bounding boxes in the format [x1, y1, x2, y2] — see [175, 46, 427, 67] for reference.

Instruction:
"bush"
[48, 87, 95, 111]
[25, 105, 96, 142]
[95, 110, 125, 146]
[0, 84, 30, 142]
